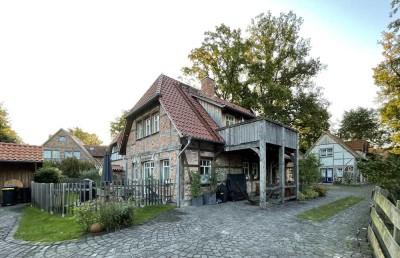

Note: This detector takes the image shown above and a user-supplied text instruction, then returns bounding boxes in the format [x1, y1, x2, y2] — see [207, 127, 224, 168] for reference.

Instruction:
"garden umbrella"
[101, 151, 113, 182]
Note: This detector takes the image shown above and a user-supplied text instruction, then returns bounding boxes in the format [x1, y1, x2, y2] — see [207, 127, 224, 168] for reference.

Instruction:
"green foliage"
[207, 162, 219, 193]
[312, 184, 327, 197]
[358, 153, 400, 201]
[343, 170, 353, 185]
[299, 154, 321, 191]
[190, 172, 203, 197]
[75, 200, 135, 232]
[298, 188, 319, 200]
[182, 12, 329, 152]
[338, 107, 390, 147]
[68, 127, 103, 145]
[74, 200, 101, 232]
[34, 167, 62, 183]
[110, 109, 129, 139]
[373, 32, 400, 153]
[297, 196, 364, 221]
[98, 201, 134, 231]
[59, 157, 94, 178]
[80, 169, 101, 182]
[15, 207, 82, 242]
[0, 102, 22, 143]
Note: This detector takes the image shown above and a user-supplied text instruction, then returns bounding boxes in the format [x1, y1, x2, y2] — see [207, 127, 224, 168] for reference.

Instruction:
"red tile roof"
[345, 140, 369, 153]
[0, 142, 43, 162]
[123, 74, 255, 145]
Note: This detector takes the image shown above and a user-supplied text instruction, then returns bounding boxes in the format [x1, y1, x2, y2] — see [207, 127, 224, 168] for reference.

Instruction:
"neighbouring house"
[0, 142, 43, 204]
[109, 131, 126, 182]
[42, 128, 104, 168]
[84, 145, 108, 165]
[306, 131, 369, 184]
[119, 74, 299, 206]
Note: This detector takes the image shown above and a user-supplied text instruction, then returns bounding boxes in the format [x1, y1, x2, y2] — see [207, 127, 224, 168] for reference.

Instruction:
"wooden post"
[62, 183, 66, 218]
[259, 120, 267, 207]
[89, 181, 93, 201]
[394, 200, 400, 245]
[294, 148, 299, 199]
[280, 127, 285, 204]
[49, 183, 54, 215]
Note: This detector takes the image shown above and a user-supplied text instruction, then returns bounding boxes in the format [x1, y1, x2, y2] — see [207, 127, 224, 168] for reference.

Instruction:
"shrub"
[74, 200, 101, 232]
[35, 167, 62, 183]
[74, 200, 135, 232]
[80, 169, 101, 182]
[312, 184, 328, 197]
[190, 172, 203, 198]
[298, 188, 319, 200]
[299, 154, 321, 191]
[60, 157, 95, 178]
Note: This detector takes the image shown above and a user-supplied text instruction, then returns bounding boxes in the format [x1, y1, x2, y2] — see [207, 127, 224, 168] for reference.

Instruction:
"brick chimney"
[201, 76, 215, 98]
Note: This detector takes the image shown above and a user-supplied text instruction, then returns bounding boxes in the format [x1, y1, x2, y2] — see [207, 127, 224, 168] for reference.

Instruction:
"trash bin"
[2, 186, 17, 206]
[216, 184, 228, 203]
[20, 187, 31, 203]
[80, 179, 96, 202]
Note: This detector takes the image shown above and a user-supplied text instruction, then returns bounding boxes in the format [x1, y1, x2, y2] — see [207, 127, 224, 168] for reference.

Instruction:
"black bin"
[216, 184, 228, 203]
[80, 179, 96, 202]
[21, 187, 31, 203]
[2, 186, 17, 206]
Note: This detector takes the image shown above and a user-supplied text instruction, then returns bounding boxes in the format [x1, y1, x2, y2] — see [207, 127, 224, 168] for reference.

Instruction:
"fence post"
[89, 181, 93, 201]
[62, 183, 66, 218]
[395, 200, 400, 245]
[49, 183, 54, 215]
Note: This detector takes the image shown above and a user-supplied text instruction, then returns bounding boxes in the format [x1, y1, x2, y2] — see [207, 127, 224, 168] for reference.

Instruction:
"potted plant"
[203, 163, 218, 205]
[190, 172, 203, 207]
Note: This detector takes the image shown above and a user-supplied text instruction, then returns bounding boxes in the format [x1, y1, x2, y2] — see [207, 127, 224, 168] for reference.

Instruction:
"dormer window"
[59, 136, 66, 142]
[225, 114, 235, 126]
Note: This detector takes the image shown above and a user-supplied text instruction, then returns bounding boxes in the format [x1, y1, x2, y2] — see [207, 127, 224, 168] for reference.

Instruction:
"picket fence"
[368, 186, 400, 258]
[31, 179, 174, 217]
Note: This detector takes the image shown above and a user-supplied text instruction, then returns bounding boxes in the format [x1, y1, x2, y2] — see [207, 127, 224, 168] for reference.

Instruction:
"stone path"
[0, 185, 374, 257]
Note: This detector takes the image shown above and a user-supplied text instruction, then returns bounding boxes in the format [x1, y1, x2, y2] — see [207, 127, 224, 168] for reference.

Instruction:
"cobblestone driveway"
[0, 185, 373, 257]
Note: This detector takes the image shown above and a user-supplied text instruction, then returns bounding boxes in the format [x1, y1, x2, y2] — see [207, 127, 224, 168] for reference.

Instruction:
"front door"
[321, 168, 333, 183]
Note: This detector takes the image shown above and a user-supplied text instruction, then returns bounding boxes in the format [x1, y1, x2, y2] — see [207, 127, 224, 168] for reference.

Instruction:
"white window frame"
[64, 151, 73, 158]
[320, 148, 333, 157]
[52, 150, 60, 159]
[336, 168, 343, 177]
[137, 121, 143, 139]
[200, 159, 212, 184]
[44, 150, 52, 159]
[145, 117, 151, 136]
[73, 151, 81, 159]
[242, 162, 250, 179]
[161, 160, 170, 182]
[142, 161, 154, 181]
[152, 113, 160, 133]
[132, 162, 137, 182]
[225, 114, 235, 126]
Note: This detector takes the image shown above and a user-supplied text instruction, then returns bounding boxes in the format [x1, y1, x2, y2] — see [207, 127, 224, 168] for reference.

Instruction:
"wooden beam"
[279, 127, 285, 204]
[250, 147, 260, 157]
[294, 148, 299, 199]
[225, 141, 260, 152]
[259, 120, 267, 207]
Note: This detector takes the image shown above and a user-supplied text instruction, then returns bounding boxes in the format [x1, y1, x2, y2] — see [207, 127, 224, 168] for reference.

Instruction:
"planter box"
[191, 197, 203, 207]
[203, 193, 216, 205]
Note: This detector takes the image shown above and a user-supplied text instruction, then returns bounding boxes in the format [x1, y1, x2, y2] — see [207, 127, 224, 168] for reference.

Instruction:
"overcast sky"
[0, 0, 392, 146]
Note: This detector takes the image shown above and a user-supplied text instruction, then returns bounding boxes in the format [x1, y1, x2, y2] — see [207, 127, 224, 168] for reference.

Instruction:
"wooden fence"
[368, 187, 400, 258]
[31, 179, 174, 217]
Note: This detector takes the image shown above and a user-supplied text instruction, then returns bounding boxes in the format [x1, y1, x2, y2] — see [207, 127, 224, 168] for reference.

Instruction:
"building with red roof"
[119, 74, 299, 206]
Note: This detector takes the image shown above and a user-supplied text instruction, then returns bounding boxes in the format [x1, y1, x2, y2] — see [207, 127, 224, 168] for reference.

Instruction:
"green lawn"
[296, 196, 364, 221]
[15, 204, 175, 242]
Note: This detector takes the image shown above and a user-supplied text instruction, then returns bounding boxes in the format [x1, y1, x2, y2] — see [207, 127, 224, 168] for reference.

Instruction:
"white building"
[306, 132, 369, 184]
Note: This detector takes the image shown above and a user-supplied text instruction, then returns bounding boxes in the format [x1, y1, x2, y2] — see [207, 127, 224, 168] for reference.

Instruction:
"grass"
[14, 206, 83, 242]
[14, 204, 175, 242]
[133, 205, 175, 225]
[297, 196, 364, 221]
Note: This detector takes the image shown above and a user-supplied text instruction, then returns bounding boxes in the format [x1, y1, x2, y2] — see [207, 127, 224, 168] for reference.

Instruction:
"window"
[111, 146, 122, 161]
[336, 168, 343, 177]
[132, 163, 137, 181]
[152, 113, 160, 133]
[136, 122, 143, 139]
[242, 162, 250, 179]
[52, 150, 60, 159]
[320, 148, 333, 157]
[251, 163, 259, 179]
[44, 150, 52, 159]
[161, 160, 170, 182]
[73, 151, 81, 159]
[225, 114, 235, 126]
[89, 146, 95, 151]
[59, 136, 66, 142]
[64, 151, 73, 158]
[144, 117, 151, 136]
[200, 159, 212, 184]
[142, 161, 154, 181]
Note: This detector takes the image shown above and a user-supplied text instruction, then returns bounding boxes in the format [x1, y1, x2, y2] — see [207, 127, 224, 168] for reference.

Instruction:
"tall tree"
[68, 127, 103, 145]
[182, 12, 329, 152]
[110, 109, 129, 139]
[373, 32, 400, 152]
[0, 102, 22, 143]
[338, 107, 390, 147]
[389, 0, 400, 32]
